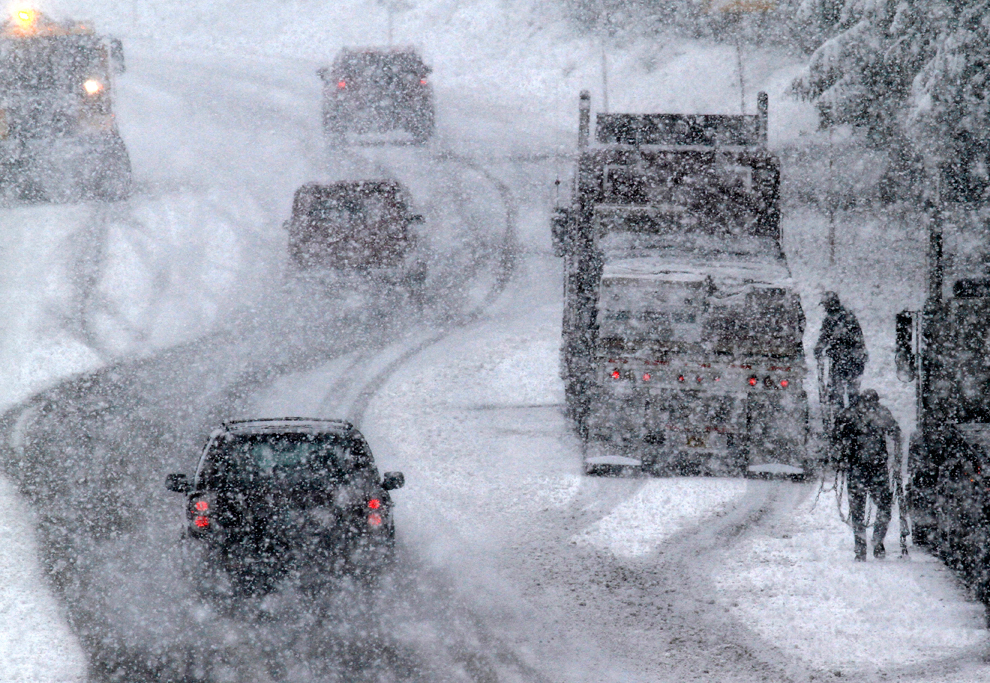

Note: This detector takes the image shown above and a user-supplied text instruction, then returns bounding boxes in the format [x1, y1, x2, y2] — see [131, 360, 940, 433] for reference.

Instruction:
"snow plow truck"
[0, 9, 131, 202]
[553, 91, 809, 476]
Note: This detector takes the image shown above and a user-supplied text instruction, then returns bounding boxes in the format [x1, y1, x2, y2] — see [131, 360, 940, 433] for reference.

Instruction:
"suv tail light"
[188, 493, 215, 531]
[367, 499, 384, 527]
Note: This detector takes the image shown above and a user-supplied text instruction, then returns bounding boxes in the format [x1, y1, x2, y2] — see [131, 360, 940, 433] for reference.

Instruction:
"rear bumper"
[585, 386, 808, 472]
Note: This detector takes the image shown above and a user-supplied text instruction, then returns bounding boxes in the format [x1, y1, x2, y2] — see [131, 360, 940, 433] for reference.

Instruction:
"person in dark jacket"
[815, 292, 868, 426]
[833, 389, 902, 561]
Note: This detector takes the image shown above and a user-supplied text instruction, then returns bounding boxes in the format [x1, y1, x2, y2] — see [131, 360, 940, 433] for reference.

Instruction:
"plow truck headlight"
[83, 79, 104, 95]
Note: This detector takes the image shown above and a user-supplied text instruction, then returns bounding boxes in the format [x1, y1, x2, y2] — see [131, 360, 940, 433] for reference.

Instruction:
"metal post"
[928, 200, 944, 303]
[598, 0, 609, 113]
[828, 127, 835, 265]
[601, 41, 609, 113]
[578, 90, 591, 149]
[735, 34, 746, 114]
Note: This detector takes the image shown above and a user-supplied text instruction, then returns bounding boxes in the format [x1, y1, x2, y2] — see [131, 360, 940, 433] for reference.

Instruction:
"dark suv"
[166, 419, 404, 595]
[284, 180, 427, 287]
[319, 48, 435, 144]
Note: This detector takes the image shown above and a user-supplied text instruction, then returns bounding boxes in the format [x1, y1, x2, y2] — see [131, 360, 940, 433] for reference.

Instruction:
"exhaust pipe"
[757, 91, 768, 145]
[578, 90, 591, 149]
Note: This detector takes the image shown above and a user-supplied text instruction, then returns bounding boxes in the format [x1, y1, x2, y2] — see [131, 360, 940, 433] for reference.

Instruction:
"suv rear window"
[333, 51, 426, 80]
[200, 433, 375, 489]
[309, 190, 394, 228]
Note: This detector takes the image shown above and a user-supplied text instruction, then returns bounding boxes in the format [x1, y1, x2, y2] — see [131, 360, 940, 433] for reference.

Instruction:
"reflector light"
[780, 379, 789, 388]
[337, 80, 346, 88]
[695, 376, 703, 384]
[611, 369, 621, 379]
[748, 377, 758, 386]
[714, 376, 721, 382]
[420, 78, 427, 85]
[368, 513, 382, 527]
[194, 500, 209, 512]
[368, 499, 381, 509]
[193, 516, 209, 528]
[642, 373, 651, 381]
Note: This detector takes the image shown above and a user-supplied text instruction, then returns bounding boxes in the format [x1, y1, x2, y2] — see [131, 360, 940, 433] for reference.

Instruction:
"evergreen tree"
[793, 0, 989, 201]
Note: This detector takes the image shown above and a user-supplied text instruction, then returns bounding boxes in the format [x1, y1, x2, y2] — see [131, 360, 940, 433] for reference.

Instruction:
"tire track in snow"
[0, 146, 521, 683]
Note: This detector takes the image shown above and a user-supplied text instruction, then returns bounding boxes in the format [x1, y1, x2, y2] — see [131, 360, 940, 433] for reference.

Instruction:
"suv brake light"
[189, 494, 214, 531]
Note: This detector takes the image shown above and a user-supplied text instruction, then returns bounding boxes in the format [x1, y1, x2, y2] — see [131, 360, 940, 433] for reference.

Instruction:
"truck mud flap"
[744, 390, 809, 477]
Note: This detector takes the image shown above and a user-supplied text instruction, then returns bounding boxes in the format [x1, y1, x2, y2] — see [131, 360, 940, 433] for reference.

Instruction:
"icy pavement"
[713, 482, 989, 678]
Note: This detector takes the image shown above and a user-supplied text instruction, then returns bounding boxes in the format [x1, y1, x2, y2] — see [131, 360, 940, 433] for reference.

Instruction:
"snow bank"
[713, 487, 988, 673]
[0, 474, 86, 682]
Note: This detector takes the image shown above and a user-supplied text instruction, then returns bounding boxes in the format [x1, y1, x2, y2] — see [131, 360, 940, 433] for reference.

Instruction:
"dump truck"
[897, 184, 990, 604]
[553, 91, 809, 476]
[0, 9, 131, 201]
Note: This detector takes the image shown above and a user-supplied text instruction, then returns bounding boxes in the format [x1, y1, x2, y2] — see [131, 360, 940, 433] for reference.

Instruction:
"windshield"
[200, 433, 374, 489]
[0, 36, 105, 93]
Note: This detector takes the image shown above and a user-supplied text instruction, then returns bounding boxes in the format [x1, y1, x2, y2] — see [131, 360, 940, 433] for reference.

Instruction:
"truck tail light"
[611, 369, 621, 379]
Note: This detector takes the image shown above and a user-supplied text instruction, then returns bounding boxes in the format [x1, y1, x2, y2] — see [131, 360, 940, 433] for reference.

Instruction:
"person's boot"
[855, 537, 867, 562]
[874, 542, 886, 560]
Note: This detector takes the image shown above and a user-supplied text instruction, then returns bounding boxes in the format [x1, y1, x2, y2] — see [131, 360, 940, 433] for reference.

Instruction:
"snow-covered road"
[0, 4, 989, 680]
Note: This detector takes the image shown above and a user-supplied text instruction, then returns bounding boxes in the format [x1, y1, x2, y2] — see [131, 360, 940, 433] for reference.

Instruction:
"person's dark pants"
[848, 466, 892, 556]
[826, 369, 861, 412]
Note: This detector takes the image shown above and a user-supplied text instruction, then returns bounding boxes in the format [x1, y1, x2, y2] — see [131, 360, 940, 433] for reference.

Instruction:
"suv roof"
[220, 418, 356, 436]
[298, 180, 402, 195]
[333, 47, 426, 68]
